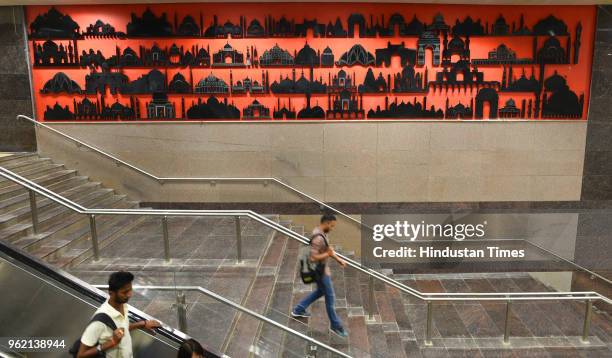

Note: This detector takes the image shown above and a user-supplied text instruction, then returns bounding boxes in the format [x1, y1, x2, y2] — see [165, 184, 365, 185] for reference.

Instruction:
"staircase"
[1, 152, 611, 357]
[0, 153, 144, 268]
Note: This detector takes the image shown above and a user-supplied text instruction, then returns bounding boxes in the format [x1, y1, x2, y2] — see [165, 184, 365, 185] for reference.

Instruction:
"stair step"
[18, 191, 122, 249]
[0, 163, 65, 189]
[0, 175, 91, 210]
[42, 200, 142, 269]
[9, 194, 133, 260]
[0, 157, 53, 174]
[0, 153, 38, 166]
[0, 180, 100, 214]
[0, 186, 114, 231]
[0, 169, 77, 200]
[0, 188, 114, 242]
[0, 181, 102, 225]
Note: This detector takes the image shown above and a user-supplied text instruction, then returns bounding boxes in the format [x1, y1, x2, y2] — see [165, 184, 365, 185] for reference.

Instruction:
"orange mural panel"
[25, 3, 596, 122]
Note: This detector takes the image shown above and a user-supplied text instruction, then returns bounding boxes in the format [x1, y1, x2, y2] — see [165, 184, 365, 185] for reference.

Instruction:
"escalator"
[0, 239, 222, 358]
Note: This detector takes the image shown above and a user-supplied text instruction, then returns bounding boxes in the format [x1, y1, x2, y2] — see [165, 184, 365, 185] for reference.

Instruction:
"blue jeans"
[293, 274, 343, 330]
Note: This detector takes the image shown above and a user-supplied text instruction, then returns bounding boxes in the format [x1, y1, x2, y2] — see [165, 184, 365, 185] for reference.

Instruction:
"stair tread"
[0, 169, 77, 195]
[0, 153, 38, 164]
[0, 179, 94, 210]
[28, 196, 135, 259]
[10, 192, 125, 247]
[0, 188, 114, 226]
[0, 181, 101, 216]
[0, 189, 116, 242]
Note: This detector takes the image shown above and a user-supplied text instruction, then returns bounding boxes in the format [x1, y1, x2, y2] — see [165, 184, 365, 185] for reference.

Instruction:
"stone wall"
[0, 6, 35, 152]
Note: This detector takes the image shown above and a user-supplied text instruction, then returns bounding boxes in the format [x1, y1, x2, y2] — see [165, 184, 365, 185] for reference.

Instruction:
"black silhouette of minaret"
[566, 36, 571, 64]
[189, 67, 193, 92]
[574, 22, 582, 64]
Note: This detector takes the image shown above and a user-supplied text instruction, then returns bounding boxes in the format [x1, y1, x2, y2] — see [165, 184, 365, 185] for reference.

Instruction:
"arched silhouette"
[475, 88, 499, 119]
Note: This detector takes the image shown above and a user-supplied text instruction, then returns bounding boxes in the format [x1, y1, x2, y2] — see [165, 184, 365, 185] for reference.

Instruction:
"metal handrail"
[18, 114, 612, 288]
[1, 167, 610, 347]
[92, 285, 352, 358]
[3, 165, 611, 303]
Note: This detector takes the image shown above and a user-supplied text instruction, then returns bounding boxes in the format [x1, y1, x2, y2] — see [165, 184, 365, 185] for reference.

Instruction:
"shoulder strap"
[310, 232, 329, 248]
[90, 313, 117, 331]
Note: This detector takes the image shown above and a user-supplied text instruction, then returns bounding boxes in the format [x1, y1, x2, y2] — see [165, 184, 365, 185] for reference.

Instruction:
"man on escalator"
[291, 213, 349, 338]
[75, 271, 161, 358]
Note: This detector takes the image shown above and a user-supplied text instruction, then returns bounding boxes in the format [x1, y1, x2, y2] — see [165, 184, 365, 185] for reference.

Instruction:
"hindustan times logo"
[371, 220, 487, 242]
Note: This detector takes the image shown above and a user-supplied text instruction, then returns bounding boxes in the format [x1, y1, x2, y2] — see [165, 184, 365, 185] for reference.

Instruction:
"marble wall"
[576, 5, 612, 278]
[0, 6, 35, 152]
[582, 5, 612, 201]
[37, 120, 587, 203]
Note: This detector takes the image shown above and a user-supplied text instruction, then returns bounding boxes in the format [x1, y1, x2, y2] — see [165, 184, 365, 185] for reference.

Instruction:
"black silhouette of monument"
[500, 66, 540, 93]
[84, 20, 125, 38]
[359, 68, 389, 93]
[297, 94, 325, 119]
[393, 64, 427, 93]
[445, 99, 474, 119]
[417, 31, 441, 66]
[270, 68, 326, 94]
[41, 72, 82, 94]
[474, 87, 499, 119]
[30, 7, 80, 39]
[212, 43, 245, 67]
[498, 98, 522, 118]
[368, 96, 443, 119]
[336, 44, 375, 66]
[295, 43, 321, 67]
[204, 15, 245, 38]
[186, 97, 240, 119]
[375, 42, 417, 67]
[243, 99, 271, 119]
[126, 8, 174, 37]
[260, 44, 294, 67]
[541, 71, 584, 118]
[33, 40, 79, 66]
[472, 44, 533, 65]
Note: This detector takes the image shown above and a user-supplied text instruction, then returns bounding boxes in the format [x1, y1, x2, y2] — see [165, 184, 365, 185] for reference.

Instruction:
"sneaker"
[291, 309, 311, 318]
[329, 326, 348, 338]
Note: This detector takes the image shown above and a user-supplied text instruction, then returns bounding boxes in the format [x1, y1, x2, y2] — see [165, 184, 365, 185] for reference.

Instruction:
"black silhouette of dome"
[544, 71, 567, 92]
[295, 44, 319, 66]
[41, 72, 82, 94]
[336, 45, 375, 66]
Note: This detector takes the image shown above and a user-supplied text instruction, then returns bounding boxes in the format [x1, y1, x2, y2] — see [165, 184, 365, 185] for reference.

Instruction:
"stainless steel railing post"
[174, 291, 188, 333]
[162, 216, 170, 262]
[235, 216, 242, 263]
[28, 189, 39, 234]
[503, 300, 512, 344]
[425, 301, 433, 346]
[581, 299, 592, 343]
[368, 275, 375, 320]
[89, 214, 99, 261]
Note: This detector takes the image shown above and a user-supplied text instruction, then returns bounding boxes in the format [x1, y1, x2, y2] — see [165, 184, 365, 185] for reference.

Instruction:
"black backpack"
[69, 313, 117, 357]
[299, 233, 329, 284]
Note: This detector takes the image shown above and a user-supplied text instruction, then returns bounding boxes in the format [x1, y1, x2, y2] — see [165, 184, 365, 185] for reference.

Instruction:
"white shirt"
[80, 300, 133, 358]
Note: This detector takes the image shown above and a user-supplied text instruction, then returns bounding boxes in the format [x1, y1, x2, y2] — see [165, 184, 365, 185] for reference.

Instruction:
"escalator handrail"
[0, 239, 222, 356]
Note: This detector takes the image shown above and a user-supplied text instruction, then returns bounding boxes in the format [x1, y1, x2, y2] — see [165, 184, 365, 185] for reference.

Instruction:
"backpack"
[299, 233, 329, 284]
[69, 312, 117, 357]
